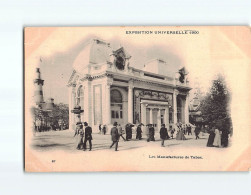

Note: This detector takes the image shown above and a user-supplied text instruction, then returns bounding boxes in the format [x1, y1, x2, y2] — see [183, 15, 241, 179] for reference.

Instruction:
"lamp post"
[71, 105, 84, 124]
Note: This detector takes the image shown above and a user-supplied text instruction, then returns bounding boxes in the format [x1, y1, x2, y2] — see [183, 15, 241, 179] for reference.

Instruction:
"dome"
[73, 39, 112, 74]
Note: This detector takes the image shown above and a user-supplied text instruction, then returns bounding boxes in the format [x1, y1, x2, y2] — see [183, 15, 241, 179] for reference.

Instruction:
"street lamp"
[71, 105, 84, 123]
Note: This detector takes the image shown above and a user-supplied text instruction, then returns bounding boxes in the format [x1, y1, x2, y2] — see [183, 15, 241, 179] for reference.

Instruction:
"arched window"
[111, 89, 122, 103]
[76, 86, 84, 108]
[110, 89, 123, 119]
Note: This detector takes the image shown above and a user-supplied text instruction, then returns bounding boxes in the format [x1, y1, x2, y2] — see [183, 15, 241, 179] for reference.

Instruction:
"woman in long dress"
[213, 128, 221, 147]
[76, 124, 84, 150]
[176, 125, 186, 140]
[207, 127, 215, 147]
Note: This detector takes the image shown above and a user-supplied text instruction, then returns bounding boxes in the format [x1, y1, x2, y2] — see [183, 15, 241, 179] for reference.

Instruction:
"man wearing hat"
[194, 125, 201, 140]
[160, 124, 168, 147]
[125, 123, 134, 141]
[83, 122, 92, 151]
[147, 124, 155, 142]
[125, 123, 130, 141]
[110, 122, 119, 151]
[136, 123, 143, 140]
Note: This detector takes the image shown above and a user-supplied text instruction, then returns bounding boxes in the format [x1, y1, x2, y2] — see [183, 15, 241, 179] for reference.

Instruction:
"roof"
[72, 39, 112, 73]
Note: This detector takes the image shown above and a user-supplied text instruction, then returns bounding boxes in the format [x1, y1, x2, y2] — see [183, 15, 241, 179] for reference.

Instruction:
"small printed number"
[52, 160, 56, 163]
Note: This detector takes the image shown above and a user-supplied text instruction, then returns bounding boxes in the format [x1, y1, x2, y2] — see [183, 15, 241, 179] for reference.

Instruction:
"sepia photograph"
[24, 26, 251, 172]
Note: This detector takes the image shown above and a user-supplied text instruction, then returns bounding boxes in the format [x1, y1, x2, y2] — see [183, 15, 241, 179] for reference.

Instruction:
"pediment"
[67, 70, 80, 86]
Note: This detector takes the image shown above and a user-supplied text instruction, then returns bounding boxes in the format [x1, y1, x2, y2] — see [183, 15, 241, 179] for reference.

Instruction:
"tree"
[50, 103, 69, 128]
[31, 103, 69, 131]
[200, 74, 232, 133]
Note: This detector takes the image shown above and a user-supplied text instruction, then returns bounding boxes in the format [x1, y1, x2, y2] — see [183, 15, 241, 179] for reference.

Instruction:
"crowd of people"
[34, 120, 68, 132]
[98, 124, 107, 135]
[73, 121, 230, 151]
[206, 127, 230, 148]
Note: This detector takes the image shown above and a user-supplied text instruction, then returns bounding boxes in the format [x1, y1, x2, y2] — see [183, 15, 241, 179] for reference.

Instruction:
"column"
[181, 98, 185, 123]
[71, 85, 76, 130]
[73, 89, 76, 128]
[173, 90, 178, 124]
[72, 85, 76, 107]
[68, 86, 73, 130]
[128, 81, 133, 123]
[157, 109, 161, 130]
[164, 107, 169, 130]
[141, 103, 146, 133]
[149, 108, 153, 124]
[105, 84, 111, 125]
[83, 81, 92, 125]
[88, 81, 93, 126]
[185, 94, 189, 124]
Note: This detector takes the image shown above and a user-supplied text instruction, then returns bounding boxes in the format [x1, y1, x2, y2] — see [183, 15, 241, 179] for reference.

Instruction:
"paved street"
[29, 129, 234, 172]
[32, 129, 211, 152]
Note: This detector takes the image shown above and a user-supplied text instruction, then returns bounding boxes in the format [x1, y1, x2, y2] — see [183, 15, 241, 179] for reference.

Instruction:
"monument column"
[173, 89, 178, 124]
[128, 80, 133, 123]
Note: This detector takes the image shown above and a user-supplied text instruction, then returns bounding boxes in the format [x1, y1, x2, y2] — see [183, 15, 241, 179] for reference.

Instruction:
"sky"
[25, 27, 250, 105]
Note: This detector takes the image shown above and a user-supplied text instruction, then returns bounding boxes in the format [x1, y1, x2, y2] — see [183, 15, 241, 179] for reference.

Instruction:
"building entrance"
[140, 100, 170, 132]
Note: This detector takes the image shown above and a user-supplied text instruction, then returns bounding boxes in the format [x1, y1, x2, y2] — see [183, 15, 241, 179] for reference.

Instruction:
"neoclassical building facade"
[67, 39, 191, 132]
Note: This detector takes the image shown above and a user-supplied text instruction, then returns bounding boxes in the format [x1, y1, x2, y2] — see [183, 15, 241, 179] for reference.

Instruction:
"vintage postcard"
[24, 26, 251, 172]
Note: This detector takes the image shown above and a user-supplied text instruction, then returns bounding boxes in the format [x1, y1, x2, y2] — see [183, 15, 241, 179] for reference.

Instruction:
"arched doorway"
[110, 89, 124, 125]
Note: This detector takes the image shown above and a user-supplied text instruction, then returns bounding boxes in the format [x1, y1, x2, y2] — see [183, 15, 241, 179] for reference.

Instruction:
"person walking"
[221, 128, 230, 147]
[98, 124, 102, 134]
[187, 124, 192, 135]
[136, 124, 143, 140]
[75, 123, 84, 150]
[125, 124, 129, 141]
[146, 124, 150, 141]
[213, 128, 221, 147]
[183, 124, 186, 135]
[110, 122, 119, 151]
[74, 122, 81, 137]
[170, 125, 175, 139]
[118, 124, 126, 141]
[160, 124, 168, 147]
[176, 124, 186, 140]
[125, 123, 133, 141]
[147, 124, 155, 142]
[194, 125, 200, 140]
[102, 124, 107, 135]
[83, 122, 92, 151]
[207, 127, 215, 147]
[128, 124, 133, 140]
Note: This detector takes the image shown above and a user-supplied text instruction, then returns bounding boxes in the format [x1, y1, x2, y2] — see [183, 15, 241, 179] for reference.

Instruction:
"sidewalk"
[32, 130, 210, 152]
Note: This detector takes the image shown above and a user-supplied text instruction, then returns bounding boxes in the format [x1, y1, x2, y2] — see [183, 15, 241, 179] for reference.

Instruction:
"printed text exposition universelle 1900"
[126, 30, 199, 35]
